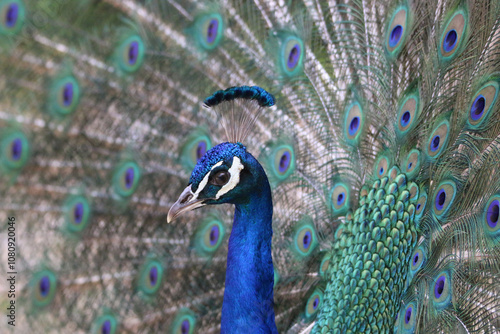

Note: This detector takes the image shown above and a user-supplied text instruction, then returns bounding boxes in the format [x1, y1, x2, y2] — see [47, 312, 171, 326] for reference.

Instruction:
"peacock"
[0, 0, 499, 332]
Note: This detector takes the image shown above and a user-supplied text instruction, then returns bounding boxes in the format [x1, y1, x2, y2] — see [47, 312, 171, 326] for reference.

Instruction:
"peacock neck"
[221, 174, 277, 334]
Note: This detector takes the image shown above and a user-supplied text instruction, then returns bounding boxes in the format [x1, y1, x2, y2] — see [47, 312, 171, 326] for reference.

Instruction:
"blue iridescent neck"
[221, 164, 277, 334]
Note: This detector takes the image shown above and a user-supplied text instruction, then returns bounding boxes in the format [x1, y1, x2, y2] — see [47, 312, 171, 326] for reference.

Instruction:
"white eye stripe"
[191, 161, 223, 201]
[216, 156, 244, 199]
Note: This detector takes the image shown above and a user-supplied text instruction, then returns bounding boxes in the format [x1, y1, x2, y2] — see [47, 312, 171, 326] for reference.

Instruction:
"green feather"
[112, 159, 141, 199]
[438, 7, 468, 63]
[191, 12, 224, 51]
[192, 215, 225, 256]
[180, 128, 212, 171]
[171, 309, 196, 334]
[47, 74, 81, 117]
[329, 181, 350, 216]
[291, 218, 318, 257]
[0, 0, 25, 36]
[260, 138, 296, 186]
[483, 194, 500, 241]
[395, 89, 421, 139]
[425, 117, 451, 161]
[466, 79, 499, 130]
[112, 33, 146, 74]
[269, 30, 305, 78]
[91, 313, 118, 334]
[384, 3, 411, 60]
[63, 194, 92, 234]
[343, 101, 365, 146]
[304, 287, 323, 321]
[403, 149, 422, 180]
[0, 127, 29, 176]
[30, 269, 57, 307]
[432, 180, 457, 220]
[136, 256, 164, 298]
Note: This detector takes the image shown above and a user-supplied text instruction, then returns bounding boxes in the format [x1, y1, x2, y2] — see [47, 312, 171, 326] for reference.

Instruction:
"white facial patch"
[191, 161, 223, 201]
[216, 156, 244, 199]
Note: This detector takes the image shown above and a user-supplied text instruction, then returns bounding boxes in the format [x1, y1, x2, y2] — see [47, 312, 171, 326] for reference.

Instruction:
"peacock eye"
[32, 270, 57, 307]
[211, 170, 230, 186]
[92, 314, 117, 334]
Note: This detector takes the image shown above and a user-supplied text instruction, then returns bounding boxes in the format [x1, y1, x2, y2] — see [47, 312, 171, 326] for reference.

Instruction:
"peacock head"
[167, 141, 266, 222]
[168, 85, 275, 223]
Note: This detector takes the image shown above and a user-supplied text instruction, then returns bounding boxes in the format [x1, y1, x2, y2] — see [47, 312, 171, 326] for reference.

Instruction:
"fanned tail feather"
[0, 0, 498, 333]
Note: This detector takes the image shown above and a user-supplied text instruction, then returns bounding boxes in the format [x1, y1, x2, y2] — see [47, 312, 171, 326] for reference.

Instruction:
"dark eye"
[211, 170, 230, 186]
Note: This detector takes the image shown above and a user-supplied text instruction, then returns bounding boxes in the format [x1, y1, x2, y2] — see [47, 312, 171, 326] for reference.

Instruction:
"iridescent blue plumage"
[189, 142, 243, 182]
[173, 140, 278, 333]
[174, 89, 279, 331]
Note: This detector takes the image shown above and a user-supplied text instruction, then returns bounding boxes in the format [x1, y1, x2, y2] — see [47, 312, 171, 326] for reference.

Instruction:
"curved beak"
[167, 185, 207, 223]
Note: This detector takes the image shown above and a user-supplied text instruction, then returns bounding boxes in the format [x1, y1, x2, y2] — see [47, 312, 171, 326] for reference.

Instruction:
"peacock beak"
[167, 185, 207, 223]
